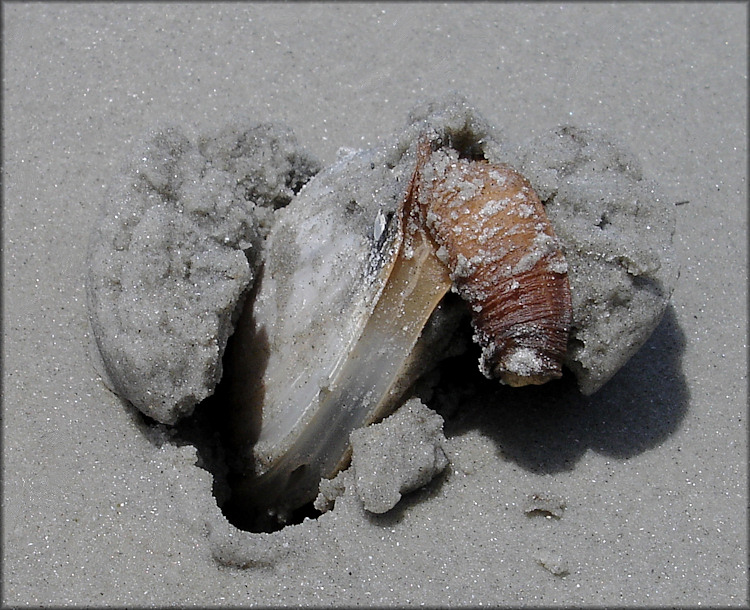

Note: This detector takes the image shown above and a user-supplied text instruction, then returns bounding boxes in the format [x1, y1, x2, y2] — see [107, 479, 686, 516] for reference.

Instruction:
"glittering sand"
[3, 4, 747, 606]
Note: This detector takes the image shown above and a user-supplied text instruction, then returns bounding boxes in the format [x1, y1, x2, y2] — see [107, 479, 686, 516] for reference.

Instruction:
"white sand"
[3, 3, 747, 606]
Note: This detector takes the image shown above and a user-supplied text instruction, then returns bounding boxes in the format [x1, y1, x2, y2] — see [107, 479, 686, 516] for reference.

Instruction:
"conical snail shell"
[414, 138, 572, 386]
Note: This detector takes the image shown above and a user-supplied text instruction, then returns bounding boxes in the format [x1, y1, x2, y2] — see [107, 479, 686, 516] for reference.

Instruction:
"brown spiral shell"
[411, 138, 572, 386]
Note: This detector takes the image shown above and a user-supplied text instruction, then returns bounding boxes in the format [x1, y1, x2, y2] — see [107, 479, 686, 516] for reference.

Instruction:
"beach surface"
[3, 3, 747, 606]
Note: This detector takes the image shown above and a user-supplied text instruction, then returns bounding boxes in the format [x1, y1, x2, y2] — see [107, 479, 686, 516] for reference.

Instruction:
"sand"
[3, 3, 747, 606]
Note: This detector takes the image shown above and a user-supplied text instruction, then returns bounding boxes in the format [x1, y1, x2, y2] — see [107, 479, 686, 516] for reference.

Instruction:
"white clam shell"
[223, 145, 450, 517]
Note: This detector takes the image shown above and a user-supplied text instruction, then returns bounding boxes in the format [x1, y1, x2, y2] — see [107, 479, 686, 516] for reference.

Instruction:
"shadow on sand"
[435, 305, 689, 474]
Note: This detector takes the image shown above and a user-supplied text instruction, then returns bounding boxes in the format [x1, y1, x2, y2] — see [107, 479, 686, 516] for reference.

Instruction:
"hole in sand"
[169, 379, 324, 534]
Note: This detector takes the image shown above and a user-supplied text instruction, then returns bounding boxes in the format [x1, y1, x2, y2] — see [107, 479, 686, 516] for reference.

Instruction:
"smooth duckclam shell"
[222, 143, 456, 517]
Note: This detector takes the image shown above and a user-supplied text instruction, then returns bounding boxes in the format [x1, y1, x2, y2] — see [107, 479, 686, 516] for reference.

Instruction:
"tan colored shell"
[413, 138, 572, 386]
